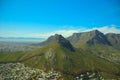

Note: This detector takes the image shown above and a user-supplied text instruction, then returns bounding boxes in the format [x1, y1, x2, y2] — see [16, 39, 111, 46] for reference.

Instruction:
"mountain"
[0, 31, 120, 79]
[67, 30, 120, 64]
[0, 30, 120, 80]
[39, 34, 74, 51]
[106, 33, 120, 50]
[67, 30, 111, 48]
[17, 34, 75, 71]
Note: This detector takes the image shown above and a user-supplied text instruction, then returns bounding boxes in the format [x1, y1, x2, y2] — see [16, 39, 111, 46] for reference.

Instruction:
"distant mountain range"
[0, 37, 45, 40]
[0, 29, 120, 79]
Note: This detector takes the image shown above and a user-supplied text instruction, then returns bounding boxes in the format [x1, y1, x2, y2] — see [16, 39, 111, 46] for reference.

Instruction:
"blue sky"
[0, 0, 120, 38]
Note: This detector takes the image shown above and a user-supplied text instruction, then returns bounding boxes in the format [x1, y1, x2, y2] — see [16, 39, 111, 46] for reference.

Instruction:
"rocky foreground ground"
[0, 63, 62, 80]
[0, 63, 106, 80]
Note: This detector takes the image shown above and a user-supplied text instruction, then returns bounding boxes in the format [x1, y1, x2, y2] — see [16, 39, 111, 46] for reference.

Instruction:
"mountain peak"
[40, 34, 75, 51]
[52, 34, 64, 41]
[68, 30, 111, 47]
[92, 29, 100, 32]
[89, 29, 102, 35]
[54, 34, 62, 37]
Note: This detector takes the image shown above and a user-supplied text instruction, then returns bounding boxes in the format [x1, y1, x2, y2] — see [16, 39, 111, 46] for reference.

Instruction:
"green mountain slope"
[15, 35, 120, 75]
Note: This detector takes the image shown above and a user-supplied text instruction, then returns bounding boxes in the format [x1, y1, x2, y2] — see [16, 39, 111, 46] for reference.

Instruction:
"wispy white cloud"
[26, 25, 120, 38]
[27, 30, 79, 38]
[0, 24, 120, 38]
[97, 26, 120, 34]
[82, 25, 120, 34]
